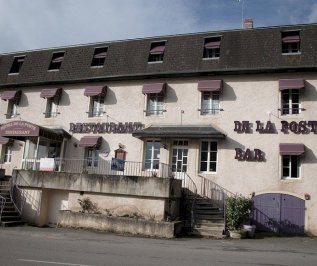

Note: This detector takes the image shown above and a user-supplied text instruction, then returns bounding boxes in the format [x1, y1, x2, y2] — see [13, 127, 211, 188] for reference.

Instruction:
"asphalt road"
[0, 226, 316, 266]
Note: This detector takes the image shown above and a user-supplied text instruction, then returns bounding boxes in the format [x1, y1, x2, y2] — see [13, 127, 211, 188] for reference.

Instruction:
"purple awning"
[279, 143, 305, 156]
[0, 136, 11, 145]
[197, 80, 223, 92]
[142, 83, 166, 94]
[52, 56, 64, 63]
[1, 90, 22, 102]
[40, 88, 62, 99]
[149, 45, 165, 55]
[282, 35, 300, 43]
[279, 79, 305, 91]
[84, 86, 107, 97]
[94, 52, 107, 59]
[204, 41, 221, 49]
[16, 57, 25, 63]
[79, 136, 102, 148]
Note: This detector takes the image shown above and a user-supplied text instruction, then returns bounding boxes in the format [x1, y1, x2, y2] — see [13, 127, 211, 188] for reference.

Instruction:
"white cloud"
[308, 3, 317, 23]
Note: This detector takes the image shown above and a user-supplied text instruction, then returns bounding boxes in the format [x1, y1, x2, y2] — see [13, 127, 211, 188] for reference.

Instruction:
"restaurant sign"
[0, 121, 39, 136]
[69, 122, 144, 134]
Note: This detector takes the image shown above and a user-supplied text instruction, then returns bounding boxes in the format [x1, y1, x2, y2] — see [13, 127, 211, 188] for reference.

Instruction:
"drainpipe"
[58, 138, 67, 172]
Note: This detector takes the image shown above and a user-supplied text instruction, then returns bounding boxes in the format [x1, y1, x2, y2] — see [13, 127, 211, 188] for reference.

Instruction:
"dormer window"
[282, 31, 300, 54]
[203, 37, 221, 59]
[91, 47, 108, 67]
[48, 52, 65, 70]
[9, 56, 25, 74]
[148, 41, 166, 63]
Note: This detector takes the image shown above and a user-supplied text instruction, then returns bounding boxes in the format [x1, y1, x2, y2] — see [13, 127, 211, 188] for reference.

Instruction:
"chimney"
[244, 18, 253, 29]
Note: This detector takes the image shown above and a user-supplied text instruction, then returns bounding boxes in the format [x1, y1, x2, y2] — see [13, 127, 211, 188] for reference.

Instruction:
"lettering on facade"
[281, 121, 317, 134]
[235, 148, 264, 161]
[69, 122, 144, 134]
[0, 121, 39, 136]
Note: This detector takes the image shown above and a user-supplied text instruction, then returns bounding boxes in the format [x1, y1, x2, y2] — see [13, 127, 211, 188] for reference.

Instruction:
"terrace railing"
[21, 158, 173, 179]
[0, 195, 6, 221]
[10, 174, 24, 215]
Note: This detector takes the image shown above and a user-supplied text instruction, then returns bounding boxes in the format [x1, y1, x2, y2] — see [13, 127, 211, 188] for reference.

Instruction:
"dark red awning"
[282, 35, 300, 43]
[0, 136, 12, 145]
[79, 136, 102, 148]
[149, 45, 165, 55]
[84, 86, 107, 97]
[279, 79, 305, 90]
[142, 83, 166, 94]
[94, 52, 107, 58]
[204, 41, 221, 49]
[1, 90, 22, 102]
[279, 143, 305, 156]
[40, 88, 62, 99]
[197, 80, 223, 92]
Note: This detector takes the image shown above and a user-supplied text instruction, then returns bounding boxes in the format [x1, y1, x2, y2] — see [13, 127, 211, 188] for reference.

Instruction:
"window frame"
[144, 140, 160, 170]
[6, 100, 19, 119]
[85, 148, 99, 167]
[281, 89, 301, 115]
[48, 51, 65, 71]
[199, 140, 218, 173]
[148, 41, 166, 63]
[45, 97, 59, 118]
[89, 95, 105, 117]
[3, 144, 12, 164]
[281, 31, 300, 55]
[146, 93, 165, 116]
[200, 91, 220, 115]
[9, 55, 25, 74]
[203, 36, 221, 59]
[282, 155, 300, 179]
[91, 47, 108, 67]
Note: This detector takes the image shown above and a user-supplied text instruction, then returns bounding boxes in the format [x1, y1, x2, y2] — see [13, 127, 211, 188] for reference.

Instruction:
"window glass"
[201, 91, 220, 115]
[200, 141, 217, 172]
[281, 89, 300, 115]
[282, 155, 300, 178]
[144, 140, 160, 170]
[147, 94, 164, 116]
[90, 95, 105, 117]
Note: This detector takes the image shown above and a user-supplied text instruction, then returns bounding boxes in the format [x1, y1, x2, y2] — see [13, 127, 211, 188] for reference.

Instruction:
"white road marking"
[17, 259, 94, 266]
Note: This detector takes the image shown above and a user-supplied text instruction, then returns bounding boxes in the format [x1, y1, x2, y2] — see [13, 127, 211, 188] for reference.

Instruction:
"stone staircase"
[0, 181, 24, 227]
[191, 197, 225, 238]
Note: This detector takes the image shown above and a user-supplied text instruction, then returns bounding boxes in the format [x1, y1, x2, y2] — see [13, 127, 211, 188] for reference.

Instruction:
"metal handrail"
[21, 158, 173, 179]
[10, 176, 24, 215]
[174, 171, 198, 230]
[0, 194, 6, 221]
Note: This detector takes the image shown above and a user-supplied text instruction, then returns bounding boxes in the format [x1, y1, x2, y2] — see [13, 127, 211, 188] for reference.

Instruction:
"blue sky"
[1, 0, 317, 54]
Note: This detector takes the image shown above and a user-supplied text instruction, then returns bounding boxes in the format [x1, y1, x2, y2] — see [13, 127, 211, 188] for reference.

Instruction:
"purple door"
[251, 193, 305, 235]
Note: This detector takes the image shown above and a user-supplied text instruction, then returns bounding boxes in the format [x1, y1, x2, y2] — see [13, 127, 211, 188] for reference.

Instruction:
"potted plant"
[225, 195, 252, 239]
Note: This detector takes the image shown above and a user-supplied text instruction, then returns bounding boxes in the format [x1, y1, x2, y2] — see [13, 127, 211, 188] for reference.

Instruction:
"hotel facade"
[0, 23, 317, 235]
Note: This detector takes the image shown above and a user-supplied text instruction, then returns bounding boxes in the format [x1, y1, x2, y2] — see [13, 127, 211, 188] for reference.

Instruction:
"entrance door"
[172, 140, 188, 178]
[251, 193, 305, 235]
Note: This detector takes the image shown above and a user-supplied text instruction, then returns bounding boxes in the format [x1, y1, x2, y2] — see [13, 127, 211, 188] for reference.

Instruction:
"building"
[0, 22, 317, 235]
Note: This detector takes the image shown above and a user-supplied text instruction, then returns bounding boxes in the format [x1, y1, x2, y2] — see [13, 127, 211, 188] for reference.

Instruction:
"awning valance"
[279, 79, 304, 90]
[94, 52, 107, 59]
[149, 45, 165, 55]
[79, 136, 102, 148]
[142, 83, 166, 94]
[279, 143, 305, 156]
[282, 35, 300, 43]
[40, 88, 62, 100]
[1, 90, 22, 102]
[84, 86, 107, 97]
[198, 80, 223, 92]
[132, 125, 226, 139]
[204, 41, 221, 49]
[52, 56, 64, 63]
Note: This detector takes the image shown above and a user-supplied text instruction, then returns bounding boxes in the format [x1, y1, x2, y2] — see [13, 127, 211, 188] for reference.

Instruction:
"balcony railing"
[21, 158, 173, 178]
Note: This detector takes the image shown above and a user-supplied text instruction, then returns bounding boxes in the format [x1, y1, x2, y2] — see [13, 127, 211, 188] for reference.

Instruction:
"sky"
[1, 0, 317, 54]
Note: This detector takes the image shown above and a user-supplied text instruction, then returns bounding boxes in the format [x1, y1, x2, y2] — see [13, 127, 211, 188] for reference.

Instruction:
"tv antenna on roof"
[237, 0, 245, 28]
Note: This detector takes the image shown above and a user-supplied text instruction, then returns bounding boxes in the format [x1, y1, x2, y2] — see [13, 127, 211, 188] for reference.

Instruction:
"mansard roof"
[0, 23, 317, 87]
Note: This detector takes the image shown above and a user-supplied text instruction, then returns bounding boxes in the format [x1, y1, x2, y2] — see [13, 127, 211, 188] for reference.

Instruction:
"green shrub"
[225, 195, 252, 230]
[78, 197, 98, 213]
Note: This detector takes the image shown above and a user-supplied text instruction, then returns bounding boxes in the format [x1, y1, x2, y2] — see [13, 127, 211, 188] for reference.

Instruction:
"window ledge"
[47, 69, 60, 72]
[148, 61, 163, 64]
[90, 65, 104, 68]
[202, 57, 220, 60]
[8, 73, 19, 76]
[282, 52, 301, 56]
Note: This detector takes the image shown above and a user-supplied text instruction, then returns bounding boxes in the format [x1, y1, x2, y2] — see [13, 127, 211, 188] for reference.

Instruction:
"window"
[91, 47, 108, 67]
[281, 89, 300, 115]
[48, 52, 65, 70]
[7, 100, 18, 118]
[146, 93, 165, 116]
[148, 41, 166, 62]
[201, 91, 220, 115]
[200, 141, 217, 173]
[282, 31, 300, 54]
[144, 140, 160, 170]
[89, 95, 105, 117]
[85, 148, 99, 167]
[203, 37, 221, 59]
[45, 98, 59, 118]
[9, 56, 25, 74]
[3, 145, 12, 164]
[282, 155, 300, 179]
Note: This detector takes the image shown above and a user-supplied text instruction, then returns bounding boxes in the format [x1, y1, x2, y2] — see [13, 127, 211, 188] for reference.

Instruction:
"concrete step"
[195, 217, 225, 224]
[195, 209, 223, 215]
[1, 215, 22, 221]
[1, 220, 25, 227]
[195, 205, 220, 210]
[195, 222, 225, 228]
[196, 214, 224, 220]
[191, 227, 225, 238]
